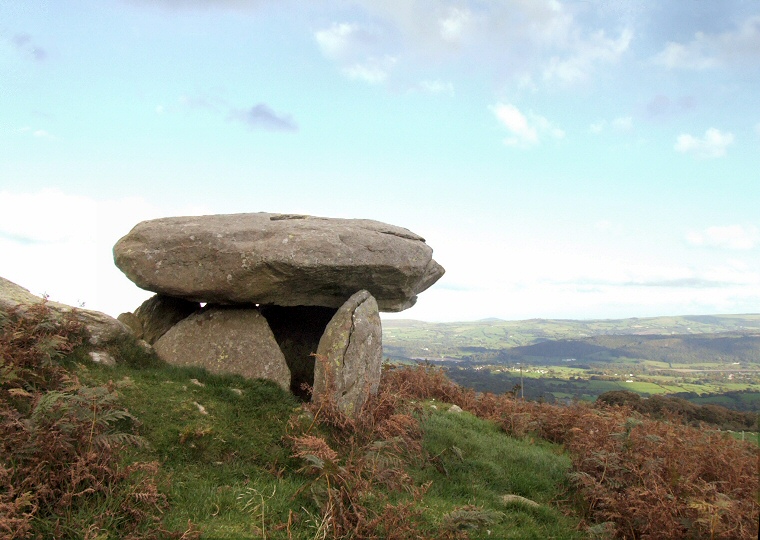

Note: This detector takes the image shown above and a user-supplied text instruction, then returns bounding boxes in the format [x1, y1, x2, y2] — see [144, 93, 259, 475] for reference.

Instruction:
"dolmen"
[114, 213, 444, 415]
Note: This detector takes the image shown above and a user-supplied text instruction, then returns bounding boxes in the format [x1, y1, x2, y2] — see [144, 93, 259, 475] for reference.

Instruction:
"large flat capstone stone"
[113, 213, 444, 312]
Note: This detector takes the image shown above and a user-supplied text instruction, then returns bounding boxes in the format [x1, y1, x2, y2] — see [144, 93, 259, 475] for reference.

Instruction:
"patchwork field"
[382, 314, 760, 410]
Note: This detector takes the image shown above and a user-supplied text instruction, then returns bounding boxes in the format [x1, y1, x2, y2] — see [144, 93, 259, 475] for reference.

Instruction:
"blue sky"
[1, 0, 759, 322]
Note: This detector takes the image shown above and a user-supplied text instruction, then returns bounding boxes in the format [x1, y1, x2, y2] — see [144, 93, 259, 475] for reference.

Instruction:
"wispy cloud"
[438, 6, 473, 44]
[493, 103, 564, 148]
[624, 278, 730, 289]
[653, 15, 760, 70]
[167, 93, 298, 133]
[313, 1, 634, 89]
[343, 56, 396, 84]
[590, 116, 633, 134]
[123, 0, 275, 10]
[228, 103, 298, 132]
[314, 22, 397, 84]
[18, 126, 55, 139]
[687, 225, 758, 250]
[414, 79, 455, 96]
[543, 28, 633, 84]
[179, 94, 222, 112]
[675, 128, 734, 159]
[315, 22, 364, 59]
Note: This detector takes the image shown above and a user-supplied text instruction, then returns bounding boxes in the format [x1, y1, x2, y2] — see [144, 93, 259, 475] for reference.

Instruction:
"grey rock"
[133, 294, 199, 344]
[117, 311, 143, 337]
[0, 276, 130, 346]
[153, 306, 291, 391]
[113, 213, 444, 312]
[447, 404, 463, 414]
[89, 351, 117, 366]
[260, 305, 336, 399]
[313, 290, 382, 416]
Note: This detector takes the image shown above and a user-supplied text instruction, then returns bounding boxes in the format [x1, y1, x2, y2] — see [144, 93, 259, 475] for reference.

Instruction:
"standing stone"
[313, 290, 382, 416]
[113, 213, 445, 312]
[153, 306, 291, 391]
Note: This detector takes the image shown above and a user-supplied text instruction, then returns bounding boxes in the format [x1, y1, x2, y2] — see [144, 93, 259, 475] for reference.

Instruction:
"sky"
[1, 0, 759, 323]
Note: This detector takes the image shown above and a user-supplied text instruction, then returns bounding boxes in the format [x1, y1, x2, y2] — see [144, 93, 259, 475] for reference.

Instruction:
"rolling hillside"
[382, 314, 760, 365]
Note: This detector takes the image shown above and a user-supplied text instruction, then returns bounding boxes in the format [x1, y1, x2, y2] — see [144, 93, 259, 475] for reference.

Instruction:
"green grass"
[78, 360, 309, 538]
[412, 406, 584, 539]
[76, 352, 586, 539]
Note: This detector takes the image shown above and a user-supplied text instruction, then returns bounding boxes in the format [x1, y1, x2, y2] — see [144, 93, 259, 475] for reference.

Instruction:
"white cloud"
[0, 189, 209, 317]
[674, 128, 734, 159]
[703, 259, 760, 286]
[590, 116, 633, 134]
[314, 22, 360, 59]
[315, 2, 633, 89]
[687, 225, 759, 250]
[314, 21, 396, 84]
[493, 103, 564, 148]
[18, 126, 55, 139]
[653, 15, 760, 70]
[385, 230, 760, 322]
[417, 79, 454, 95]
[611, 116, 632, 131]
[543, 28, 632, 84]
[438, 7, 473, 43]
[343, 56, 396, 84]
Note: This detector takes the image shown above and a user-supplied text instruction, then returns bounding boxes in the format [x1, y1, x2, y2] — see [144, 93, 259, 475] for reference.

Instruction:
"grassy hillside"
[3, 303, 758, 539]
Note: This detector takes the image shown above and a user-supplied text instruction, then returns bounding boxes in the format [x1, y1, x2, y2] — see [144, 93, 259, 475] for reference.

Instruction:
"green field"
[382, 314, 760, 410]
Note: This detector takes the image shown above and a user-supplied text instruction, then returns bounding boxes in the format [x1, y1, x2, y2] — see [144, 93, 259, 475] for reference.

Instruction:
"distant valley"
[382, 314, 760, 411]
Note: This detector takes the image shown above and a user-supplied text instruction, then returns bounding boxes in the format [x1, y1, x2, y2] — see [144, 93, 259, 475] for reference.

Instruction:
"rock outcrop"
[1, 276, 130, 346]
[313, 290, 382, 415]
[113, 213, 444, 312]
[153, 307, 291, 391]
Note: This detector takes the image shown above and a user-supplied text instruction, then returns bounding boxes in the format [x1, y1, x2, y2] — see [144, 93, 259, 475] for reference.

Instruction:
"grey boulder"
[113, 213, 444, 312]
[313, 290, 382, 416]
[119, 294, 199, 344]
[153, 306, 291, 391]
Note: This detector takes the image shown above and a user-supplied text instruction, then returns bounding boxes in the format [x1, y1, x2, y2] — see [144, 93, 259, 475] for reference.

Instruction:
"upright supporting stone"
[153, 306, 291, 392]
[313, 290, 382, 416]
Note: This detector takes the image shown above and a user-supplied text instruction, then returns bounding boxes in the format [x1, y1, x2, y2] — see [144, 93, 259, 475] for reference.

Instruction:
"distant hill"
[498, 333, 760, 365]
[382, 314, 760, 364]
